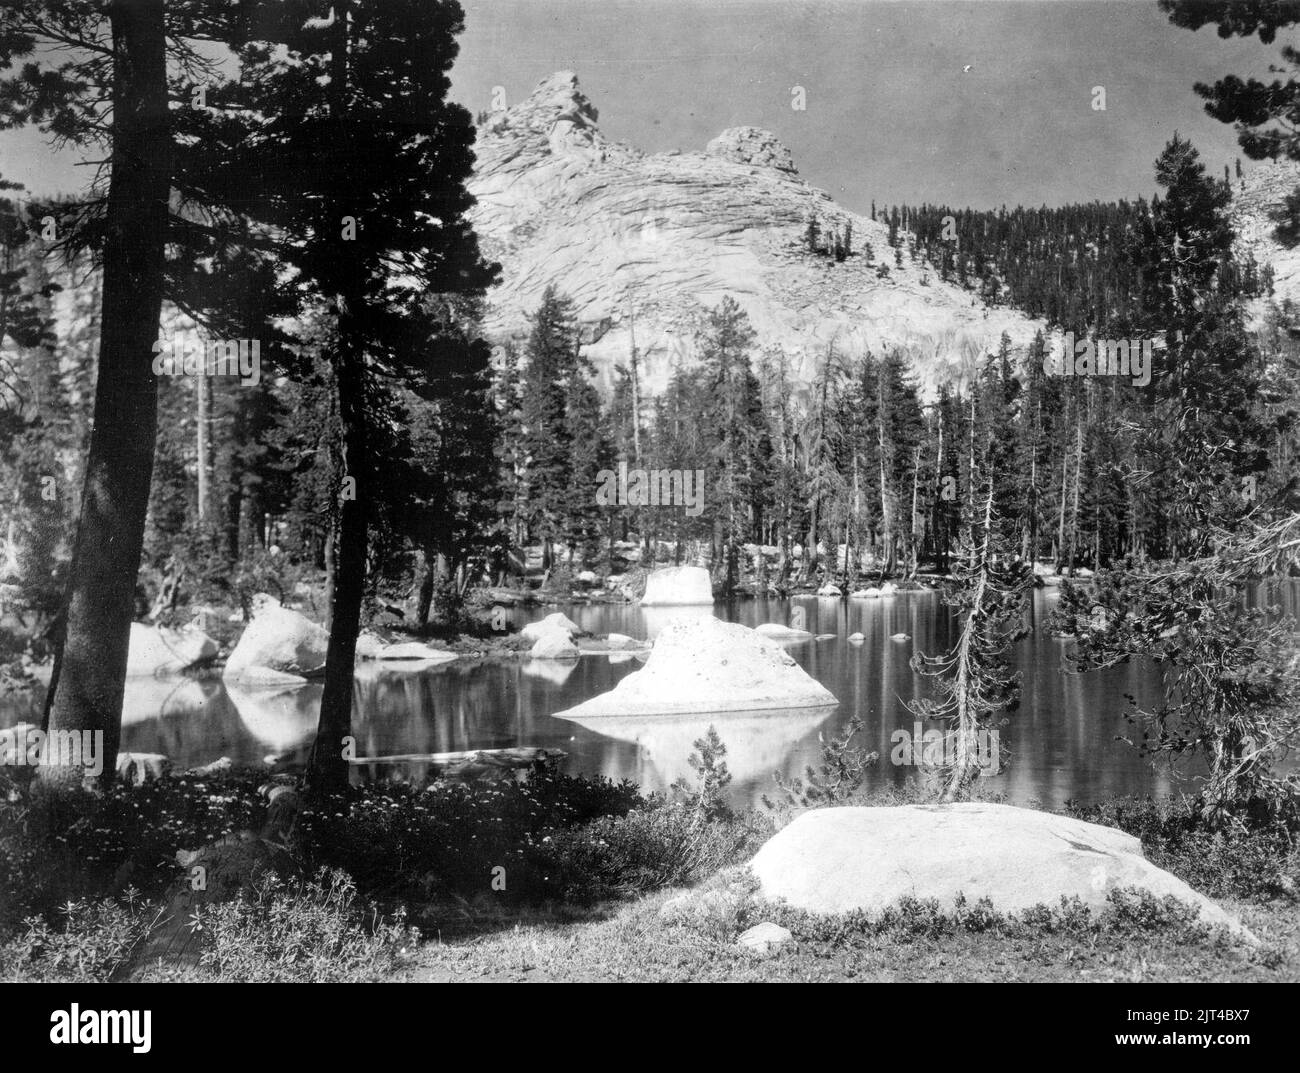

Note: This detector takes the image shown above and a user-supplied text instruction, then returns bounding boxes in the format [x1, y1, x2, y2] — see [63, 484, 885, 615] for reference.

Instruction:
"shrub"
[1063, 795, 1300, 901]
[548, 803, 752, 898]
[0, 893, 160, 982]
[189, 869, 415, 983]
[764, 716, 878, 822]
[0, 774, 265, 935]
[671, 726, 733, 821]
[296, 767, 647, 907]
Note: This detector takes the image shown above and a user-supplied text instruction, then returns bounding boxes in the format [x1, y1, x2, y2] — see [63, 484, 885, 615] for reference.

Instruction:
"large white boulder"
[639, 566, 714, 606]
[223, 594, 329, 683]
[126, 623, 219, 677]
[552, 617, 837, 717]
[748, 803, 1254, 941]
[530, 629, 580, 660]
[520, 612, 581, 642]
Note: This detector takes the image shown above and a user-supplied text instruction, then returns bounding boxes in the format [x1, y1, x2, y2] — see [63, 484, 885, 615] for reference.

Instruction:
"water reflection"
[557, 705, 839, 788]
[2, 584, 1295, 809]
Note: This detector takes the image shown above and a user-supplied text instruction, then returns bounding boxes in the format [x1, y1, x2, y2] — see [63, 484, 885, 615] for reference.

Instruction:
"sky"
[448, 0, 1281, 211]
[0, 0, 1288, 213]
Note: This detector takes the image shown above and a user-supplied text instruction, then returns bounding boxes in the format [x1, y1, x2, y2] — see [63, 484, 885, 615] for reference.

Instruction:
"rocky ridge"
[469, 71, 1047, 398]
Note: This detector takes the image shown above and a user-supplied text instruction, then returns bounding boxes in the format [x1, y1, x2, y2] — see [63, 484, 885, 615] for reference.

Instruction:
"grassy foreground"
[397, 887, 1299, 984]
[2, 751, 1298, 983]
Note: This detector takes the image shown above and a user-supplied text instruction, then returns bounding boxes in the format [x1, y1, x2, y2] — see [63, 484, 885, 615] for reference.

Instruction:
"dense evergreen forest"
[4, 139, 1297, 651]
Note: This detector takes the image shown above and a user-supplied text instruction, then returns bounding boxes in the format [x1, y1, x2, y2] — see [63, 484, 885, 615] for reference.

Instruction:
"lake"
[4, 585, 1297, 810]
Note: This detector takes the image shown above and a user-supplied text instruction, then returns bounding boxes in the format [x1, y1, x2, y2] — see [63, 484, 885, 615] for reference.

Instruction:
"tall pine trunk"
[196, 372, 211, 524]
[43, 0, 171, 785]
[309, 7, 366, 793]
[310, 334, 367, 793]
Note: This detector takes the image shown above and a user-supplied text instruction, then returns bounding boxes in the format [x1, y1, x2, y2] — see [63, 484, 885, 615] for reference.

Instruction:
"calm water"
[4, 585, 1297, 810]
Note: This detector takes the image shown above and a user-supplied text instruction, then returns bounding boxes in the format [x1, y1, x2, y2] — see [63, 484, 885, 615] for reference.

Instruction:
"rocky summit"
[1232, 159, 1300, 323]
[469, 71, 1046, 398]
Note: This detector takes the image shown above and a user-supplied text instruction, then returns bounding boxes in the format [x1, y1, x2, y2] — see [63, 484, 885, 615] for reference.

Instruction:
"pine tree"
[697, 297, 766, 591]
[907, 366, 1030, 799]
[197, 0, 497, 790]
[521, 286, 580, 573]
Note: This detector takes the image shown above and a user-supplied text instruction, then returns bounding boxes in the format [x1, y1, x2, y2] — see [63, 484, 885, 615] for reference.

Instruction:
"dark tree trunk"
[308, 7, 365, 794]
[309, 344, 367, 793]
[415, 547, 435, 628]
[43, 0, 171, 786]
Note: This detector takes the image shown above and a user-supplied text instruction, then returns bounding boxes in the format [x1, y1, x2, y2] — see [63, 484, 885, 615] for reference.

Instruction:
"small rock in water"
[847, 632, 865, 643]
[754, 622, 812, 640]
[890, 633, 910, 642]
[736, 922, 793, 956]
[815, 633, 836, 641]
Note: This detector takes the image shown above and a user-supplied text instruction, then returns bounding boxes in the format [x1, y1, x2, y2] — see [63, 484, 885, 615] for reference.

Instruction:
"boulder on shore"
[530, 630, 580, 660]
[520, 612, 581, 642]
[552, 617, 837, 717]
[116, 752, 172, 786]
[126, 623, 219, 677]
[639, 565, 714, 606]
[748, 803, 1255, 943]
[223, 594, 328, 683]
[375, 641, 456, 663]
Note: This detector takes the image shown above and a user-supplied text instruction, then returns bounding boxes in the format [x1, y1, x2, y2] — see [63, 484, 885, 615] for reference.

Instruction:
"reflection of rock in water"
[119, 678, 273, 771]
[559, 706, 837, 789]
[225, 682, 323, 754]
[521, 658, 576, 686]
[121, 677, 215, 726]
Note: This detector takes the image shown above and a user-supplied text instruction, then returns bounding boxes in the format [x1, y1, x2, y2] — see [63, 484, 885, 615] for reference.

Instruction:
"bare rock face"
[705, 127, 798, 174]
[470, 72, 1047, 400]
[1232, 160, 1300, 322]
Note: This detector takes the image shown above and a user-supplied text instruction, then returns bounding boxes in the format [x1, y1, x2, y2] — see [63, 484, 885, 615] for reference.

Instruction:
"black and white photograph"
[0, 0, 1297, 1018]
